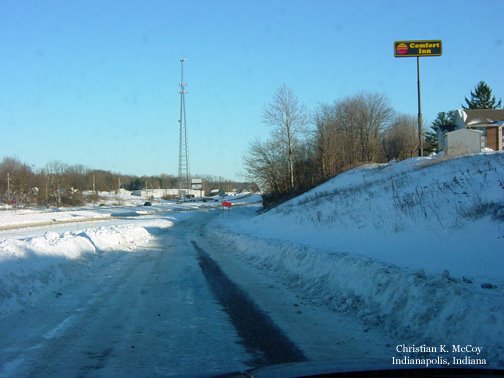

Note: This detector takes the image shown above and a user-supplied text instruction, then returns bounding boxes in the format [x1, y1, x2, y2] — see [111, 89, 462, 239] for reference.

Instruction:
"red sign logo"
[396, 43, 408, 55]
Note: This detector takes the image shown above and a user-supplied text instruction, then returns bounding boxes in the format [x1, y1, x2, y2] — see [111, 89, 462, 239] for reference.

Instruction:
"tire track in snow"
[192, 240, 306, 367]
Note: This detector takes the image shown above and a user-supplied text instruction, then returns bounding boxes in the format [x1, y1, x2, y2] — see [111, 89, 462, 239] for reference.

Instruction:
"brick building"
[438, 109, 504, 155]
[453, 109, 504, 151]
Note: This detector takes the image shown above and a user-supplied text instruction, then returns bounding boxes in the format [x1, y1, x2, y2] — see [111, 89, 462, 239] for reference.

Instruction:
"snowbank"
[0, 219, 173, 319]
[224, 153, 504, 282]
[208, 228, 504, 365]
[0, 208, 111, 230]
[208, 153, 504, 366]
[221, 192, 263, 205]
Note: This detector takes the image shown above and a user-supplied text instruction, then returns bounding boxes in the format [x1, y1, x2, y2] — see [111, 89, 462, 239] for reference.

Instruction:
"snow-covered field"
[208, 152, 504, 366]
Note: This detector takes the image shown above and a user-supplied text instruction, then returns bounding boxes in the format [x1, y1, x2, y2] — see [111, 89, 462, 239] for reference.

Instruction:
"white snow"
[207, 152, 504, 365]
[0, 219, 174, 319]
[0, 190, 262, 320]
[1, 152, 503, 366]
[0, 208, 111, 229]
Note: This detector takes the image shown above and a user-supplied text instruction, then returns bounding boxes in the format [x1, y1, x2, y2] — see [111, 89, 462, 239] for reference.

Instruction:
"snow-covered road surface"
[0, 213, 250, 376]
[0, 210, 401, 376]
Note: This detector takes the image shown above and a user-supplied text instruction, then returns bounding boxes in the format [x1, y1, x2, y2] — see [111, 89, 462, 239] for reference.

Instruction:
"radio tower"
[178, 57, 190, 198]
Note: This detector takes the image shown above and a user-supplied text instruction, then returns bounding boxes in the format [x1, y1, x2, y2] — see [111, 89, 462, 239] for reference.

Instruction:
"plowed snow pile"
[0, 220, 173, 318]
[209, 153, 504, 366]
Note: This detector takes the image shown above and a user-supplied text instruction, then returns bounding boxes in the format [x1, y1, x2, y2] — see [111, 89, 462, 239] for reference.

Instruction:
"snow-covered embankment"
[208, 153, 504, 366]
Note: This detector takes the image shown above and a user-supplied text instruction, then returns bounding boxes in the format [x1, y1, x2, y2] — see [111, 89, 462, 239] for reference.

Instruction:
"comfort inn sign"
[394, 40, 442, 57]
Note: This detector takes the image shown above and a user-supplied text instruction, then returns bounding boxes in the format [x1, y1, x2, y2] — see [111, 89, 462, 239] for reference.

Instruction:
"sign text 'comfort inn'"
[394, 40, 442, 57]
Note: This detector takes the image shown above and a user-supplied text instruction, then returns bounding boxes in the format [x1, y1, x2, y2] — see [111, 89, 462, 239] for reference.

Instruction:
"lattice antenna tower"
[178, 57, 190, 197]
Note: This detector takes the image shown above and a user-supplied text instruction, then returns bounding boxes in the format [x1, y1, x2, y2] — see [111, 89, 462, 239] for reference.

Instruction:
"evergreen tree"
[432, 111, 456, 130]
[426, 111, 456, 153]
[424, 128, 438, 153]
[463, 81, 502, 109]
[125, 178, 144, 191]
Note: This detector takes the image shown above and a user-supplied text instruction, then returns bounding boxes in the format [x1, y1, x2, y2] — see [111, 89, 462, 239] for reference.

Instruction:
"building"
[130, 188, 203, 199]
[439, 109, 504, 155]
[443, 128, 482, 156]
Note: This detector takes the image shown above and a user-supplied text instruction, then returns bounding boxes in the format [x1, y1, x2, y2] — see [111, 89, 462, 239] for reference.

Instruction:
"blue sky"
[1, 0, 503, 181]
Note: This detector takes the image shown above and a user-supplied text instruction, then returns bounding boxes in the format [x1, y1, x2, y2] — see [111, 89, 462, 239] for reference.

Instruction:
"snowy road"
[0, 210, 399, 376]
[0, 212, 251, 376]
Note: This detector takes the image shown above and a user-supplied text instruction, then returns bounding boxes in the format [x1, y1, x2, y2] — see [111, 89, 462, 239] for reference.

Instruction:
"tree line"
[0, 158, 253, 207]
[244, 81, 501, 206]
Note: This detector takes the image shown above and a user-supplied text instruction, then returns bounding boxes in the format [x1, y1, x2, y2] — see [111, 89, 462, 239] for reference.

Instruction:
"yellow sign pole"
[395, 40, 442, 157]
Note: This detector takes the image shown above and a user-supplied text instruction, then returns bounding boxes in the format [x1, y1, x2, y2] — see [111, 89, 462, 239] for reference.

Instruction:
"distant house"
[439, 109, 504, 155]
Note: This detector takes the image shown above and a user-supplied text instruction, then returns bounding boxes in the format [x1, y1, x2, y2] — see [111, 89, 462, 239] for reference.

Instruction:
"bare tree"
[314, 103, 346, 180]
[293, 137, 319, 190]
[0, 157, 36, 205]
[382, 114, 418, 161]
[262, 84, 308, 190]
[314, 93, 393, 181]
[43, 161, 68, 206]
[352, 93, 394, 162]
[243, 138, 289, 195]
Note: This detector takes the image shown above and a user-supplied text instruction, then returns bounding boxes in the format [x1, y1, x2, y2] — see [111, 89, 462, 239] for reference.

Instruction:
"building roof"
[461, 109, 504, 127]
[448, 128, 483, 135]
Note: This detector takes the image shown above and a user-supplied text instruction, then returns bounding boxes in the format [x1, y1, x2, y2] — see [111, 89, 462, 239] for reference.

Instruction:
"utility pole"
[178, 57, 190, 199]
[45, 178, 49, 205]
[7, 172, 11, 202]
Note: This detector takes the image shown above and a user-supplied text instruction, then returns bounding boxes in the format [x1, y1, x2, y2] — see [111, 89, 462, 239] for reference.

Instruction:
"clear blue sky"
[1, 0, 503, 181]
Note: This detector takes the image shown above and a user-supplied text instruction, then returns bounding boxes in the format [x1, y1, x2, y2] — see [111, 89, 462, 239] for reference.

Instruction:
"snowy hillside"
[209, 152, 504, 366]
